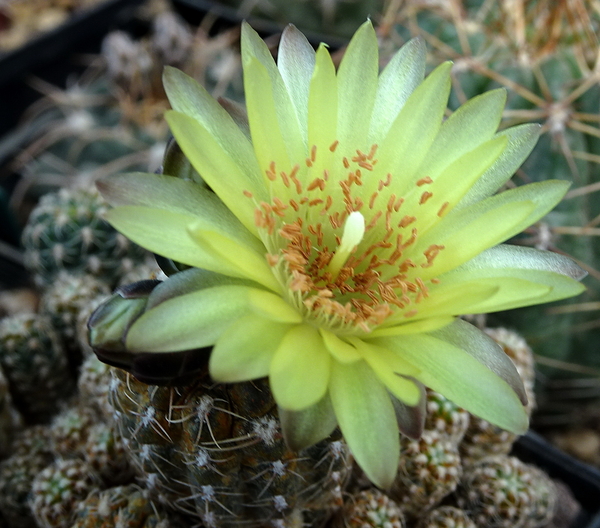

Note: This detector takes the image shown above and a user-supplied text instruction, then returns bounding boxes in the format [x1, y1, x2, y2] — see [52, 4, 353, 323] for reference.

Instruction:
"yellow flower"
[98, 21, 585, 488]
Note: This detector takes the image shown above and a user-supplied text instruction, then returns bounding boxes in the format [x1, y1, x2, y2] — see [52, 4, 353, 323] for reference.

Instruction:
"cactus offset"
[21, 187, 148, 288]
[391, 430, 462, 520]
[417, 506, 476, 528]
[457, 455, 556, 528]
[30, 458, 102, 528]
[337, 489, 405, 528]
[0, 313, 73, 420]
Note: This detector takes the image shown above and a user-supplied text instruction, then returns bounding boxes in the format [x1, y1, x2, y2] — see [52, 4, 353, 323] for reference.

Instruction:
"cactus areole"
[93, 21, 586, 488]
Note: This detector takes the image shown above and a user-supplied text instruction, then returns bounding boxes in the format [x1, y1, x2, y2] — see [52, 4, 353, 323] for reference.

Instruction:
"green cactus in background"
[337, 489, 405, 528]
[71, 484, 177, 528]
[0, 365, 22, 458]
[30, 458, 102, 528]
[21, 187, 148, 288]
[456, 454, 556, 528]
[76, 354, 114, 422]
[424, 389, 470, 446]
[390, 430, 462, 520]
[0, 313, 73, 421]
[0, 426, 53, 528]
[417, 506, 476, 528]
[40, 272, 110, 370]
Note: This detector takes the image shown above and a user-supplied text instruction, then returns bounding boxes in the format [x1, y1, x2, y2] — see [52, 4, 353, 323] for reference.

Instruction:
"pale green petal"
[320, 329, 361, 363]
[307, 44, 338, 176]
[438, 244, 587, 312]
[98, 173, 263, 253]
[430, 319, 527, 404]
[374, 333, 529, 434]
[370, 316, 455, 337]
[403, 135, 507, 238]
[461, 243, 587, 280]
[242, 23, 305, 164]
[105, 207, 246, 277]
[383, 280, 498, 326]
[337, 20, 379, 153]
[418, 180, 570, 277]
[244, 58, 297, 177]
[368, 37, 426, 145]
[163, 67, 259, 180]
[329, 360, 400, 489]
[279, 395, 337, 451]
[210, 314, 290, 382]
[458, 123, 541, 208]
[278, 24, 315, 142]
[270, 325, 331, 411]
[126, 285, 257, 352]
[350, 339, 421, 405]
[419, 277, 549, 317]
[372, 62, 452, 197]
[248, 289, 303, 323]
[418, 88, 507, 178]
[165, 110, 264, 235]
[416, 200, 534, 277]
[187, 225, 279, 292]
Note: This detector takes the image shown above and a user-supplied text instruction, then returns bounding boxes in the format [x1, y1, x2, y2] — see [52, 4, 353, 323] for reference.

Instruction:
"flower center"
[245, 142, 446, 335]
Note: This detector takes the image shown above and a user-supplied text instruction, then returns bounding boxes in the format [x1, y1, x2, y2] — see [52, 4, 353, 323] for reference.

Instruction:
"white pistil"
[327, 211, 366, 280]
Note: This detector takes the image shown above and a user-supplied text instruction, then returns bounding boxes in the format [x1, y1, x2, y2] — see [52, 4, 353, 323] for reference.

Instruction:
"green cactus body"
[424, 390, 470, 446]
[49, 404, 132, 486]
[391, 430, 462, 519]
[0, 454, 51, 528]
[30, 458, 102, 528]
[40, 272, 110, 365]
[0, 426, 54, 528]
[109, 367, 352, 527]
[77, 355, 113, 422]
[417, 506, 476, 528]
[457, 455, 556, 528]
[338, 489, 405, 528]
[50, 406, 96, 459]
[0, 313, 73, 420]
[0, 365, 22, 458]
[21, 187, 148, 288]
[71, 484, 174, 528]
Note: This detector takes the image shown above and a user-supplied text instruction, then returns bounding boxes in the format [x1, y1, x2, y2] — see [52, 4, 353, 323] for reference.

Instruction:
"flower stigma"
[246, 141, 447, 336]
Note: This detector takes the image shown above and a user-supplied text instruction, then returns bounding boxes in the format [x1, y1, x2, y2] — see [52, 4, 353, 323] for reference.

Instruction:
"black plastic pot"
[0, 0, 144, 89]
[514, 431, 600, 528]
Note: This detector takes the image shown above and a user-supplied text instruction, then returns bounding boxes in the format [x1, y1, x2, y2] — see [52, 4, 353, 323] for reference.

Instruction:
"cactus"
[0, 426, 54, 527]
[417, 506, 476, 528]
[390, 429, 462, 520]
[77, 354, 114, 422]
[456, 455, 556, 528]
[30, 458, 102, 528]
[0, 313, 73, 420]
[108, 366, 352, 528]
[379, 0, 600, 428]
[424, 389, 470, 446]
[71, 484, 177, 528]
[21, 186, 148, 288]
[337, 489, 405, 528]
[0, 365, 23, 458]
[40, 272, 110, 346]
